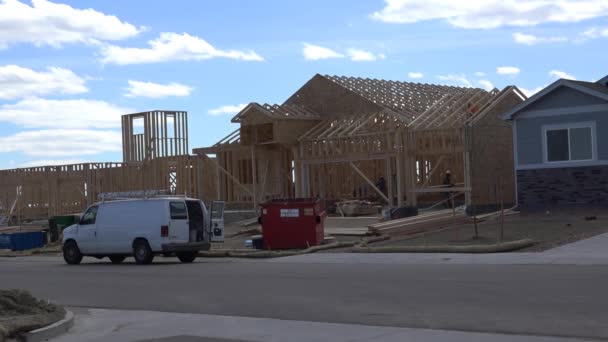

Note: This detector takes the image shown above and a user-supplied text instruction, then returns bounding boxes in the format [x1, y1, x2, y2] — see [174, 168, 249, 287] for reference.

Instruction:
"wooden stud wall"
[122, 111, 189, 163]
[213, 146, 294, 203]
[0, 156, 218, 220]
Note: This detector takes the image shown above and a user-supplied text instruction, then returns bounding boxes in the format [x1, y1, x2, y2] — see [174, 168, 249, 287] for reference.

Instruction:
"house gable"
[502, 80, 608, 120]
[522, 86, 607, 113]
[283, 74, 386, 119]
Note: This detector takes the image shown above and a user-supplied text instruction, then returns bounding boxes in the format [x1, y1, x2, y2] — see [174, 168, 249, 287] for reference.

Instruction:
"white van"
[61, 197, 224, 265]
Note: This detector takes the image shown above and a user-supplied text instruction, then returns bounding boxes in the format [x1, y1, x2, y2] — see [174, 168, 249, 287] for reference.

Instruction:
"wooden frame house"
[194, 74, 527, 212]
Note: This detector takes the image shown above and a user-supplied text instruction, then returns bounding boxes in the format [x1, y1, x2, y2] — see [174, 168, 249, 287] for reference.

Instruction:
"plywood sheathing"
[467, 86, 526, 208]
[0, 156, 218, 220]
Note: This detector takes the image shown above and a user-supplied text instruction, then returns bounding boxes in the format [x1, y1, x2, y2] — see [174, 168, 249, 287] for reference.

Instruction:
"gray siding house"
[503, 75, 608, 210]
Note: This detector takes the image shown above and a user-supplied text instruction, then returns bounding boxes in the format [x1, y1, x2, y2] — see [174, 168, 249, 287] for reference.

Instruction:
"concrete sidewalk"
[545, 231, 608, 255]
[269, 232, 608, 265]
[51, 308, 592, 342]
[268, 251, 608, 265]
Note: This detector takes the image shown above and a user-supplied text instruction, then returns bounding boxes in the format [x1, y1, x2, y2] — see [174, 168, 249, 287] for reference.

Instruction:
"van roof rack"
[98, 190, 188, 202]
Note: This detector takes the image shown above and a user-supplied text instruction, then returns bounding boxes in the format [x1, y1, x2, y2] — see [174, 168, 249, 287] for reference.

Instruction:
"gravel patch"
[0, 289, 65, 341]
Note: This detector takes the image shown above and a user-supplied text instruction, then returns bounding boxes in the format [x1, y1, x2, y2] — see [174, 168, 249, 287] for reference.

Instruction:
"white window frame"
[541, 121, 597, 164]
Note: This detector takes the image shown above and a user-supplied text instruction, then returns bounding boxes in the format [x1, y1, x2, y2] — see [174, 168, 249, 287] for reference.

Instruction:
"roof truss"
[232, 103, 320, 123]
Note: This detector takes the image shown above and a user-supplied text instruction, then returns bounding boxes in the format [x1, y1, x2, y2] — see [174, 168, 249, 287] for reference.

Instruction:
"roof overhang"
[232, 102, 321, 124]
[502, 79, 608, 120]
[230, 103, 257, 123]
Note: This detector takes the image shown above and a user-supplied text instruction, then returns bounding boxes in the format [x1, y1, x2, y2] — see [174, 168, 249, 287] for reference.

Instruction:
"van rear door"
[169, 201, 189, 243]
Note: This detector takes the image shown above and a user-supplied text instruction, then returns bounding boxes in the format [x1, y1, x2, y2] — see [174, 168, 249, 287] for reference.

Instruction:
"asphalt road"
[1, 256, 607, 340]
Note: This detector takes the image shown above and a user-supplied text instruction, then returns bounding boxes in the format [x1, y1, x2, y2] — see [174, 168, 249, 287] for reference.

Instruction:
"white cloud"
[0, 0, 142, 48]
[302, 44, 384, 62]
[408, 72, 424, 79]
[513, 32, 540, 45]
[371, 0, 608, 29]
[474, 72, 486, 77]
[520, 86, 545, 97]
[497, 66, 521, 75]
[513, 32, 567, 45]
[101, 32, 264, 65]
[346, 48, 385, 61]
[302, 43, 344, 61]
[0, 129, 121, 157]
[125, 80, 192, 98]
[478, 80, 494, 91]
[18, 159, 91, 168]
[0, 65, 87, 100]
[0, 98, 133, 129]
[549, 70, 576, 80]
[208, 104, 247, 116]
[437, 73, 472, 87]
[581, 27, 608, 39]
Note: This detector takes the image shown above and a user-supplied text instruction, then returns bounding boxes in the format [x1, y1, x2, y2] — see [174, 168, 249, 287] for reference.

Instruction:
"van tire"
[176, 252, 197, 263]
[63, 240, 83, 265]
[133, 240, 154, 265]
[109, 255, 126, 264]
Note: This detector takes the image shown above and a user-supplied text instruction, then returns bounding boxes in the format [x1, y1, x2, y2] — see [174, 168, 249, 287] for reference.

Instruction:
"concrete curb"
[23, 310, 74, 342]
[351, 238, 536, 254]
[200, 241, 359, 258]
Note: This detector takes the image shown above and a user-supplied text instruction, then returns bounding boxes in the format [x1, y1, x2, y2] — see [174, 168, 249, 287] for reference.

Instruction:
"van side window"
[80, 206, 98, 225]
[170, 202, 188, 220]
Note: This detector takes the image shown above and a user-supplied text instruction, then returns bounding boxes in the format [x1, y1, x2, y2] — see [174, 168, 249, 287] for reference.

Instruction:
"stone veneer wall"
[517, 165, 608, 210]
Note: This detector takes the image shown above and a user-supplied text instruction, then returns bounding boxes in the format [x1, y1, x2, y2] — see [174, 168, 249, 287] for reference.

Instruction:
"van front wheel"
[63, 241, 83, 265]
[133, 240, 154, 265]
[176, 252, 197, 263]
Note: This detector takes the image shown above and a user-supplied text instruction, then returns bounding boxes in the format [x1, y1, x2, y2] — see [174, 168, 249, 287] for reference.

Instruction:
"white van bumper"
[161, 241, 211, 253]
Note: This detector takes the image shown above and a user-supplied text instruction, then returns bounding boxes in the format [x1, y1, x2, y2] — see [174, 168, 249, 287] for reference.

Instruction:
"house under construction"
[0, 74, 526, 221]
[193, 74, 527, 212]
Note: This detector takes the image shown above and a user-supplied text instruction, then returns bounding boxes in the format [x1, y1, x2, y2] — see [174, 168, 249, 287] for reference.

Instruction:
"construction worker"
[376, 176, 387, 203]
[443, 169, 454, 208]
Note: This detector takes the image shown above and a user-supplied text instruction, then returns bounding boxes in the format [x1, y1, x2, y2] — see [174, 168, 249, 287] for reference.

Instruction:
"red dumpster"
[260, 198, 326, 250]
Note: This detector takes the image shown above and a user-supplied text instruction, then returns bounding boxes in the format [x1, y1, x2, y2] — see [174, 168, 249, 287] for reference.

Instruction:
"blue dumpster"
[0, 231, 45, 251]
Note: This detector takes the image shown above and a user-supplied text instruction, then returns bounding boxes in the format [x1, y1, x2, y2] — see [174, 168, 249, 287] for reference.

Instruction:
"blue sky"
[0, 0, 607, 169]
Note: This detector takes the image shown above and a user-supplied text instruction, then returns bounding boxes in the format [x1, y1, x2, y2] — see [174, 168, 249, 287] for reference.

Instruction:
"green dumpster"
[48, 215, 78, 242]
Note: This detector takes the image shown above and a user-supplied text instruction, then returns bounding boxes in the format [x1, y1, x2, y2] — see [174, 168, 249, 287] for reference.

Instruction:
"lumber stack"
[368, 209, 467, 237]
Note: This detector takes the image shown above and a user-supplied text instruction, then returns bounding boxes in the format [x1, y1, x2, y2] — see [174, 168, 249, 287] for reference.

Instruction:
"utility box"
[0, 231, 45, 251]
[260, 198, 326, 250]
[49, 215, 79, 242]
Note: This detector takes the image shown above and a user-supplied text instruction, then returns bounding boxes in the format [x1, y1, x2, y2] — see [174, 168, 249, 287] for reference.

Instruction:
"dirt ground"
[0, 289, 65, 341]
[375, 209, 608, 251]
[218, 211, 608, 253]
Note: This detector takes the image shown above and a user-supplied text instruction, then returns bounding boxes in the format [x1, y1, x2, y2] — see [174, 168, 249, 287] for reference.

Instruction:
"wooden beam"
[302, 152, 396, 165]
[418, 155, 446, 189]
[414, 187, 471, 193]
[349, 161, 390, 203]
[251, 145, 257, 206]
[386, 157, 393, 207]
[203, 154, 254, 198]
[298, 120, 327, 141]
[464, 126, 473, 206]
[395, 130, 403, 207]
[258, 159, 270, 201]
